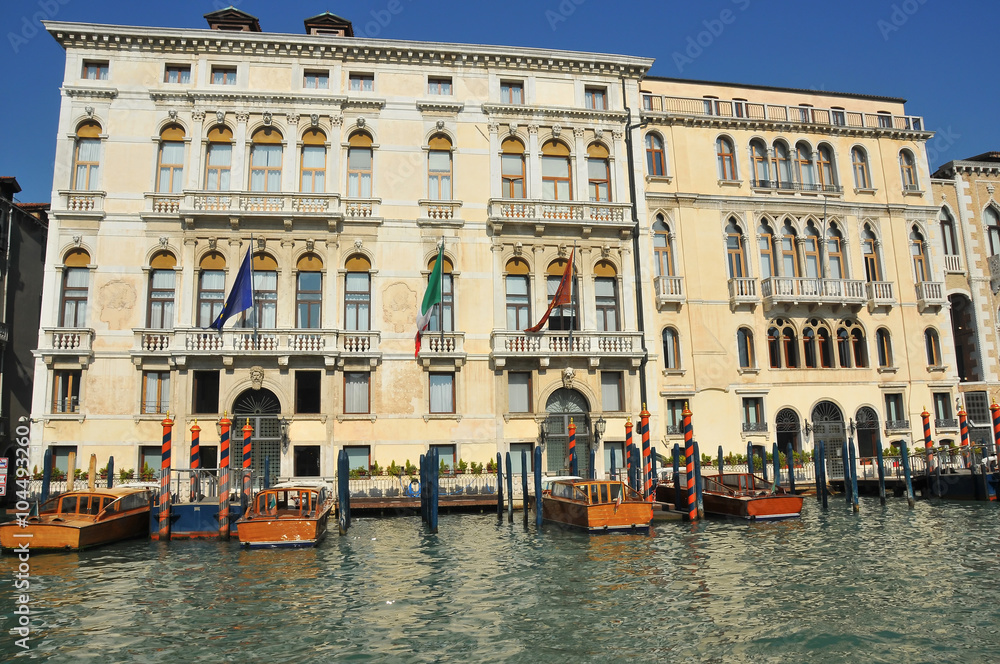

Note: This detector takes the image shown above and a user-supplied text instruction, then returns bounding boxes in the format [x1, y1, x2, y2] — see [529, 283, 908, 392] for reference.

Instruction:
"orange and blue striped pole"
[641, 403, 652, 501]
[568, 418, 578, 476]
[242, 419, 253, 511]
[958, 402, 970, 468]
[218, 412, 231, 540]
[189, 420, 201, 503]
[625, 418, 633, 485]
[921, 406, 934, 495]
[683, 402, 697, 521]
[991, 401, 1000, 459]
[157, 414, 173, 542]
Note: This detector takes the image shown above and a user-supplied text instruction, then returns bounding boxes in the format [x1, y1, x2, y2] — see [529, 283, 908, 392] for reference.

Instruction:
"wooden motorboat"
[542, 479, 652, 532]
[0, 487, 153, 551]
[687, 472, 803, 520]
[235, 483, 333, 548]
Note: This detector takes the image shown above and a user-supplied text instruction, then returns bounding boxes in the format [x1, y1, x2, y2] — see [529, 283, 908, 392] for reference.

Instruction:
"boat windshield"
[255, 489, 321, 517]
[550, 482, 587, 501]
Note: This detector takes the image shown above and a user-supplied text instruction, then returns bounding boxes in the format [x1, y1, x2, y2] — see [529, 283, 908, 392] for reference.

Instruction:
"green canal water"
[3, 497, 1000, 663]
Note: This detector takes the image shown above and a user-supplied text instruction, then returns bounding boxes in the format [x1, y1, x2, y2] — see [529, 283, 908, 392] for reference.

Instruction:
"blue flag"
[209, 243, 254, 330]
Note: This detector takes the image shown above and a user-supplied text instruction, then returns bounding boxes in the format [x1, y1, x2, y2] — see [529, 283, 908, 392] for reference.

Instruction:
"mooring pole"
[772, 442, 780, 487]
[875, 439, 886, 505]
[682, 403, 696, 521]
[505, 451, 514, 523]
[650, 446, 659, 495]
[786, 443, 795, 494]
[87, 454, 97, 492]
[337, 449, 349, 535]
[67, 451, 76, 492]
[718, 445, 724, 475]
[813, 442, 821, 502]
[842, 439, 851, 507]
[747, 441, 754, 477]
[429, 449, 439, 534]
[921, 407, 934, 498]
[641, 404, 652, 500]
[41, 448, 52, 504]
[761, 444, 768, 483]
[610, 447, 616, 480]
[106, 456, 114, 490]
[693, 439, 704, 519]
[522, 450, 529, 526]
[990, 401, 1000, 464]
[958, 402, 970, 469]
[533, 446, 543, 527]
[820, 441, 829, 510]
[190, 421, 201, 502]
[241, 419, 253, 518]
[672, 443, 681, 511]
[420, 454, 427, 523]
[158, 415, 173, 542]
[849, 438, 859, 513]
[263, 456, 270, 489]
[496, 452, 504, 520]
[568, 418, 578, 477]
[900, 439, 915, 508]
[632, 444, 642, 493]
[589, 447, 596, 481]
[218, 413, 231, 540]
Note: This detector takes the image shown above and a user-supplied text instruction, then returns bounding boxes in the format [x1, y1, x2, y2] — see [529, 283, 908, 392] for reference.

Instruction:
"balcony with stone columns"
[491, 330, 644, 369]
[761, 277, 865, 312]
[915, 281, 946, 312]
[654, 276, 685, 310]
[39, 328, 95, 367]
[865, 281, 896, 312]
[487, 199, 633, 239]
[131, 328, 345, 367]
[142, 191, 344, 229]
[417, 332, 467, 369]
[56, 191, 105, 219]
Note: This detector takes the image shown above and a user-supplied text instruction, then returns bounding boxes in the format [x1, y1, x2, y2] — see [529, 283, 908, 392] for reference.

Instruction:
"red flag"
[524, 250, 574, 333]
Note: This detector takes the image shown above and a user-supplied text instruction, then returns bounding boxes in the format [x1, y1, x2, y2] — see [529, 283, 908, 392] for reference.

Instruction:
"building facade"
[32, 8, 960, 482]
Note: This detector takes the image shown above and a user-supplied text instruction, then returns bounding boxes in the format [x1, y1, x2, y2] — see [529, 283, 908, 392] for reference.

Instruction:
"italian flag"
[415, 244, 445, 357]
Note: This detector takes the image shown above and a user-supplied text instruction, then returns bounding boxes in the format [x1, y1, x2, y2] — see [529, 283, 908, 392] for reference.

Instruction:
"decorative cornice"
[342, 98, 386, 111]
[483, 103, 627, 123]
[640, 110, 933, 141]
[62, 85, 119, 100]
[415, 100, 465, 114]
[150, 90, 350, 108]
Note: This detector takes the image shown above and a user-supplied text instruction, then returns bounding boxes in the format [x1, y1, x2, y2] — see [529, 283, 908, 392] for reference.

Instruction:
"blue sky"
[0, 0, 993, 202]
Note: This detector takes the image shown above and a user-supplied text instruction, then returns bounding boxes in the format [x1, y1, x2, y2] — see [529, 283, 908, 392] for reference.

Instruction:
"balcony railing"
[885, 419, 911, 432]
[58, 190, 105, 214]
[134, 329, 342, 356]
[943, 254, 964, 273]
[654, 276, 685, 307]
[340, 331, 380, 356]
[342, 197, 380, 219]
[760, 277, 865, 307]
[640, 94, 925, 133]
[865, 281, 895, 308]
[418, 200, 462, 222]
[751, 179, 843, 194]
[935, 418, 959, 429]
[915, 281, 945, 312]
[742, 422, 768, 433]
[491, 330, 644, 368]
[419, 332, 465, 355]
[728, 277, 758, 306]
[488, 199, 632, 228]
[144, 191, 342, 218]
[43, 328, 94, 353]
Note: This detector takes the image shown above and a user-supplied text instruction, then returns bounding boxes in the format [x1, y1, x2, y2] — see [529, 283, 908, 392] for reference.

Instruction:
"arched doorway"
[811, 400, 845, 457]
[233, 388, 282, 486]
[949, 294, 981, 382]
[545, 388, 590, 476]
[855, 406, 880, 458]
[775, 408, 800, 453]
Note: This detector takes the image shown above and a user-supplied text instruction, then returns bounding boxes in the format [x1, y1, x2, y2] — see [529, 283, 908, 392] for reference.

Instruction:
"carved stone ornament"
[527, 124, 539, 135]
[330, 114, 344, 127]
[208, 237, 218, 251]
[573, 127, 585, 139]
[612, 128, 624, 140]
[356, 117, 366, 128]
[561, 367, 576, 390]
[192, 110, 206, 122]
[72, 235, 82, 247]
[305, 239, 315, 252]
[159, 236, 169, 249]
[256, 237, 266, 251]
[249, 366, 265, 391]
[235, 111, 250, 123]
[513, 242, 523, 257]
[601, 244, 611, 258]
[168, 110, 178, 120]
[552, 124, 562, 138]
[594, 128, 604, 140]
[287, 113, 300, 125]
[989, 184, 996, 195]
[85, 106, 94, 117]
[354, 238, 363, 250]
[310, 114, 319, 127]
[558, 244, 568, 258]
[263, 111, 272, 126]
[487, 122, 500, 134]
[216, 110, 225, 123]
[509, 122, 518, 135]
[436, 119, 445, 130]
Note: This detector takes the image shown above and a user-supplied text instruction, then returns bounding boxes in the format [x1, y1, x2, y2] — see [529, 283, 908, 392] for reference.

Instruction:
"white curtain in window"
[158, 142, 184, 192]
[430, 374, 454, 412]
[250, 145, 282, 192]
[428, 151, 452, 200]
[510, 443, 533, 474]
[344, 373, 369, 414]
[301, 146, 326, 192]
[199, 271, 225, 324]
[75, 139, 100, 189]
[600, 373, 621, 411]
[151, 271, 175, 328]
[348, 149, 372, 197]
[206, 144, 231, 190]
[508, 373, 530, 413]
[251, 271, 277, 328]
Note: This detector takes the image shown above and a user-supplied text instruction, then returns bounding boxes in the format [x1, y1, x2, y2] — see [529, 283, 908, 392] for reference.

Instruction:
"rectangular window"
[501, 80, 524, 104]
[139, 446, 159, 476]
[303, 70, 329, 89]
[344, 273, 371, 331]
[296, 272, 322, 329]
[505, 275, 530, 330]
[61, 268, 89, 327]
[585, 87, 607, 110]
[603, 441, 625, 475]
[148, 270, 176, 328]
[163, 65, 191, 84]
[431, 444, 456, 471]
[510, 442, 534, 473]
[205, 143, 232, 191]
[200, 446, 218, 469]
[294, 446, 321, 477]
[82, 60, 109, 80]
[52, 446, 77, 474]
[349, 72, 374, 92]
[295, 371, 321, 414]
[933, 392, 952, 421]
[428, 274, 453, 332]
[884, 394, 905, 422]
[508, 372, 532, 413]
[429, 372, 455, 414]
[344, 372, 370, 415]
[665, 399, 685, 433]
[53, 370, 82, 414]
[211, 66, 237, 85]
[197, 270, 225, 328]
[742, 397, 763, 425]
[300, 145, 326, 193]
[141, 371, 170, 414]
[966, 391, 990, 426]
[344, 445, 371, 474]
[601, 372, 623, 411]
[192, 370, 220, 414]
[594, 277, 619, 332]
[428, 150, 452, 200]
[428, 77, 452, 95]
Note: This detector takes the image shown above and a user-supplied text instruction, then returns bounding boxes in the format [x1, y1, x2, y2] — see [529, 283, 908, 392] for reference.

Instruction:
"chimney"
[303, 12, 354, 37]
[204, 7, 262, 32]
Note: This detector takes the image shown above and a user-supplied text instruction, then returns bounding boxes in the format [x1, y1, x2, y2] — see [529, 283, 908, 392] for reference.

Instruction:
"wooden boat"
[689, 472, 803, 520]
[235, 483, 333, 548]
[0, 487, 153, 551]
[542, 479, 652, 532]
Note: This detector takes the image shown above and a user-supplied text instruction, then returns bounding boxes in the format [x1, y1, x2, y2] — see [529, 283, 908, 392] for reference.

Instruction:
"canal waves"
[3, 498, 1000, 663]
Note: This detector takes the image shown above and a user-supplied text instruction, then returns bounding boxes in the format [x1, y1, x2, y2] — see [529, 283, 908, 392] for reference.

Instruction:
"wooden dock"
[347, 494, 530, 514]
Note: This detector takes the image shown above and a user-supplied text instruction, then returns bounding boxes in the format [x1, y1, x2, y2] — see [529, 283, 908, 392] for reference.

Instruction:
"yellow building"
[32, 8, 961, 482]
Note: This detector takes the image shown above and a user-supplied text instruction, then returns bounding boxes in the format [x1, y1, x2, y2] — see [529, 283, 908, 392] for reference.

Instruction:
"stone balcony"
[728, 277, 758, 309]
[57, 190, 105, 218]
[142, 191, 348, 228]
[417, 331, 467, 369]
[417, 200, 463, 226]
[915, 281, 946, 312]
[943, 254, 964, 274]
[761, 277, 865, 311]
[40, 328, 95, 367]
[865, 281, 896, 312]
[654, 276, 685, 310]
[490, 330, 644, 369]
[487, 198, 633, 238]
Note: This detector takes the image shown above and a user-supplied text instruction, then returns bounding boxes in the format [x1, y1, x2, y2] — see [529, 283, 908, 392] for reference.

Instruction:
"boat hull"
[0, 511, 150, 551]
[542, 496, 652, 532]
[236, 509, 331, 548]
[703, 492, 803, 521]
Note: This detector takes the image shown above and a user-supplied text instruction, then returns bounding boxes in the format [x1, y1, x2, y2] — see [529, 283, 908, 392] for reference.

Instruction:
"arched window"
[299, 128, 326, 193]
[802, 327, 817, 368]
[876, 328, 892, 368]
[505, 258, 530, 330]
[347, 132, 373, 198]
[795, 142, 815, 187]
[501, 137, 526, 199]
[737, 328, 755, 369]
[767, 326, 781, 368]
[587, 143, 611, 202]
[295, 253, 323, 329]
[546, 258, 578, 330]
[851, 327, 868, 368]
[803, 222, 822, 278]
[148, 251, 176, 329]
[910, 226, 929, 282]
[725, 218, 747, 278]
[249, 126, 283, 192]
[861, 224, 881, 282]
[758, 220, 777, 278]
[246, 253, 278, 328]
[717, 137, 736, 180]
[345, 254, 372, 331]
[750, 139, 769, 185]
[837, 327, 851, 368]
[780, 221, 800, 277]
[156, 125, 185, 193]
[197, 251, 226, 327]
[826, 223, 845, 279]
[899, 149, 918, 190]
[985, 207, 1000, 256]
[541, 140, 572, 201]
[817, 144, 835, 189]
[782, 327, 798, 368]
[662, 327, 680, 369]
[653, 214, 674, 277]
[817, 325, 834, 368]
[924, 328, 941, 366]
[938, 208, 958, 257]
[428, 134, 453, 200]
[772, 141, 792, 186]
[61, 249, 91, 327]
[204, 125, 232, 191]
[73, 121, 102, 190]
[645, 133, 666, 176]
[427, 254, 454, 332]
[851, 147, 871, 189]
[594, 260, 618, 332]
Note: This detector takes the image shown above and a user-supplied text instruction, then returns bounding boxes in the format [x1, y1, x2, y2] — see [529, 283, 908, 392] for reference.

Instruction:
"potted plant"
[438, 458, 450, 475]
[456, 458, 469, 474]
[470, 461, 484, 475]
[370, 460, 382, 476]
[486, 458, 497, 473]
[140, 462, 156, 482]
[99, 465, 108, 480]
[387, 460, 402, 477]
[51, 468, 66, 481]
[119, 468, 135, 482]
[404, 459, 417, 476]
[32, 466, 43, 480]
[74, 468, 85, 480]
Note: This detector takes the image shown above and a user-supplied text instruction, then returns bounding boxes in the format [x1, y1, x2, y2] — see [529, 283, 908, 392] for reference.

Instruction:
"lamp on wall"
[279, 417, 290, 452]
[538, 418, 550, 451]
[848, 418, 856, 436]
[593, 416, 607, 450]
[803, 419, 812, 438]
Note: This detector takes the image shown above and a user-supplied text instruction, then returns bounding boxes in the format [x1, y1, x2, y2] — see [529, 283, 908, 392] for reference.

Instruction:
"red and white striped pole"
[568, 418, 578, 476]
[683, 403, 697, 521]
[218, 413, 231, 540]
[157, 414, 173, 542]
[640, 403, 652, 501]
[991, 400, 1000, 459]
[921, 406, 934, 487]
[958, 401, 970, 468]
[189, 420, 200, 503]
[624, 418, 633, 485]
[242, 419, 253, 509]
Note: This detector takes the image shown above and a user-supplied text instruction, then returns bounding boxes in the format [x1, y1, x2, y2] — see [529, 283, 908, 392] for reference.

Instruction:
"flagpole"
[250, 235, 257, 341]
[439, 236, 445, 348]
[569, 243, 577, 346]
